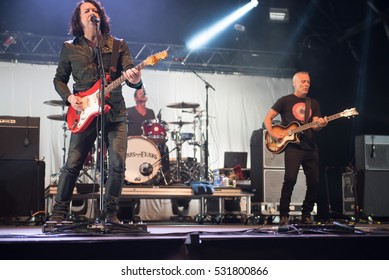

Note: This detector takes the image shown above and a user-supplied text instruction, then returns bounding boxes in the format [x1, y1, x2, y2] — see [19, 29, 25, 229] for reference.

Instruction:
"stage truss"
[0, 31, 296, 77]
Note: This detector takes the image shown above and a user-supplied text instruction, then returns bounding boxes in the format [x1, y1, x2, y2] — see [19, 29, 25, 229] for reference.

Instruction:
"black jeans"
[54, 118, 127, 215]
[279, 146, 319, 217]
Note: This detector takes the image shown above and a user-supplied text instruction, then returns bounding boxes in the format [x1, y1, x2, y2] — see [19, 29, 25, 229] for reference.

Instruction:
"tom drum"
[142, 119, 168, 144]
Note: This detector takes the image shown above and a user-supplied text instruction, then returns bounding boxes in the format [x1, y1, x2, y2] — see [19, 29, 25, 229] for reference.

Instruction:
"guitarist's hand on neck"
[313, 116, 329, 131]
[293, 72, 310, 98]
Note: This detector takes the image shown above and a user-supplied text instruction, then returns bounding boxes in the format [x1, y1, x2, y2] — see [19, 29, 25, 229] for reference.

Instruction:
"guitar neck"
[104, 60, 146, 96]
[292, 112, 342, 134]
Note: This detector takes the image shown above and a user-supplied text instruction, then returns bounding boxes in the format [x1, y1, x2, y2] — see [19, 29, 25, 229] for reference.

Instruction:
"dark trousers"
[279, 146, 319, 217]
[54, 118, 127, 215]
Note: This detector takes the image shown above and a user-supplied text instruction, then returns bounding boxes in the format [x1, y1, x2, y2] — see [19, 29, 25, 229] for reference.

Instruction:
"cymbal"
[166, 102, 200, 109]
[47, 114, 66, 121]
[168, 121, 193, 126]
[44, 100, 65, 106]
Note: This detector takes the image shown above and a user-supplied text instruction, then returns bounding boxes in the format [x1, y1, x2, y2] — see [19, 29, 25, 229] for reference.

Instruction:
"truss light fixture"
[269, 8, 289, 23]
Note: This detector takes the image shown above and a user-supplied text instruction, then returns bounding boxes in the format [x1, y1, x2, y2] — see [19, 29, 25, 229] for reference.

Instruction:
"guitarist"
[50, 0, 142, 224]
[263, 71, 328, 225]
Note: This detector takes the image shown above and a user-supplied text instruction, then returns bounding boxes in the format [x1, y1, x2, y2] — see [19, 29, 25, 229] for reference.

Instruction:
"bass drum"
[125, 136, 161, 184]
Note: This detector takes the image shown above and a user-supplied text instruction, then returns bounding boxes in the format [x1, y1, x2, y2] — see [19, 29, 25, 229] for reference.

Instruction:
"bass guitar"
[265, 108, 358, 154]
[67, 50, 168, 133]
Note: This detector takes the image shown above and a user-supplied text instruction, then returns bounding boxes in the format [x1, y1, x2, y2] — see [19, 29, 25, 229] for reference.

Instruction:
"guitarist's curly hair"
[69, 0, 111, 37]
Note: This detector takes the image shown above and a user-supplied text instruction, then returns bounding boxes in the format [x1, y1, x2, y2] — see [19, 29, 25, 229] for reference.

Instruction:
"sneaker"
[280, 216, 289, 225]
[302, 216, 313, 224]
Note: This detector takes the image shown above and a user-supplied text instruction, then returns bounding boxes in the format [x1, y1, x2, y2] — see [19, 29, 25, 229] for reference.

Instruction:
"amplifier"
[355, 135, 389, 171]
[0, 116, 40, 160]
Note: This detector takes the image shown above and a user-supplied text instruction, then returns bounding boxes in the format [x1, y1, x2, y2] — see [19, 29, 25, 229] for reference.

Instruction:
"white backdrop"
[0, 61, 291, 219]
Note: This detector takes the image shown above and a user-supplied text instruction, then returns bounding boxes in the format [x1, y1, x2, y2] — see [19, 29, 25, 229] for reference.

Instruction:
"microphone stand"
[93, 21, 107, 223]
[181, 60, 215, 181]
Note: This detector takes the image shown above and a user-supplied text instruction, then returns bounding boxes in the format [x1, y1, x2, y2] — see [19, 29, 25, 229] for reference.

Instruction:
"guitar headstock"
[144, 50, 168, 66]
[341, 108, 359, 118]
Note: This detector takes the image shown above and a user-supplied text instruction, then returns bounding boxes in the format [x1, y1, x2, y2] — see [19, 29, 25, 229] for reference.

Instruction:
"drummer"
[126, 86, 170, 179]
[126, 85, 155, 136]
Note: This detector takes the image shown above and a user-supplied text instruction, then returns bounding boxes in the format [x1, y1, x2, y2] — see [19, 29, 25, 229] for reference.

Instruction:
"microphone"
[24, 131, 29, 147]
[24, 116, 29, 147]
[370, 136, 376, 158]
[157, 109, 162, 121]
[90, 15, 100, 24]
[370, 144, 376, 158]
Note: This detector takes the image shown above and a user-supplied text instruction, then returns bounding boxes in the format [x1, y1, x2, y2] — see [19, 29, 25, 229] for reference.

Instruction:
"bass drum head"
[125, 136, 161, 184]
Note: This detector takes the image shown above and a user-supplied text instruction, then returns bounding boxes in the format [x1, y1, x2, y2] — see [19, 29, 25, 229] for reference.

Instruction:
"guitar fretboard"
[291, 113, 344, 134]
[103, 60, 147, 97]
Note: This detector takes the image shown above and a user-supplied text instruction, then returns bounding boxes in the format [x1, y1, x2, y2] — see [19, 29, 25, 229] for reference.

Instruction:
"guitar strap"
[109, 38, 122, 80]
[304, 97, 311, 124]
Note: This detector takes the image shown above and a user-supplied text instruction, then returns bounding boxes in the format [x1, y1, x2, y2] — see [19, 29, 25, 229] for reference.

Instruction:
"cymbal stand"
[180, 60, 215, 181]
[50, 109, 68, 184]
[174, 126, 183, 183]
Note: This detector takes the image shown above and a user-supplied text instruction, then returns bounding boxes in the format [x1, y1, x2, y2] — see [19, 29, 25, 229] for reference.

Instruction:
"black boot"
[104, 196, 121, 224]
[49, 200, 70, 223]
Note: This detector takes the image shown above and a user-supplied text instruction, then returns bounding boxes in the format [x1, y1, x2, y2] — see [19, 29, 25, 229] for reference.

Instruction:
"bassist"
[263, 71, 328, 225]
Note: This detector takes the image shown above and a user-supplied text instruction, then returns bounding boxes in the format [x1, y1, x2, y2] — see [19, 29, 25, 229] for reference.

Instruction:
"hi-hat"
[44, 100, 65, 107]
[47, 114, 66, 121]
[166, 102, 200, 109]
[168, 121, 193, 126]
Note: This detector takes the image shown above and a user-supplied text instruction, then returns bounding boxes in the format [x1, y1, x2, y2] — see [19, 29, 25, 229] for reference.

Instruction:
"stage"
[1, 220, 389, 260]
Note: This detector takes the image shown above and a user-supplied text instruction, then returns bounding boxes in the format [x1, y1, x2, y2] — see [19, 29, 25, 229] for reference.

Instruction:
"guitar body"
[66, 79, 111, 133]
[265, 122, 301, 154]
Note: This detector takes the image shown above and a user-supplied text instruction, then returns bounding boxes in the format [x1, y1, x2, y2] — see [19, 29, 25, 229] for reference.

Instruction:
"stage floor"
[1, 219, 389, 260]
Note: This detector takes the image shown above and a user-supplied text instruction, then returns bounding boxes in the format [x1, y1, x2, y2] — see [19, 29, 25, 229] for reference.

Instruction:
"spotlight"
[187, 0, 258, 50]
[234, 24, 246, 32]
[269, 8, 289, 23]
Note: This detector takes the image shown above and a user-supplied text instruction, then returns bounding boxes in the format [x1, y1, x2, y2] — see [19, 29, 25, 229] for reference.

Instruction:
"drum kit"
[44, 99, 208, 186]
[125, 101, 208, 185]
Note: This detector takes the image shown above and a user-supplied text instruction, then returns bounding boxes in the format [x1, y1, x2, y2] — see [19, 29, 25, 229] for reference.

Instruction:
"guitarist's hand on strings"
[123, 67, 142, 85]
[68, 95, 84, 111]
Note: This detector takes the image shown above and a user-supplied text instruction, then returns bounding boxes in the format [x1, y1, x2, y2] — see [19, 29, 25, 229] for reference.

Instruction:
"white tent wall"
[0, 61, 291, 219]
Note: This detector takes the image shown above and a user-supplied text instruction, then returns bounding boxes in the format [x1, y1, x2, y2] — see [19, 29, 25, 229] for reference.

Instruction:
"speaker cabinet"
[356, 170, 389, 217]
[263, 169, 306, 204]
[355, 135, 389, 171]
[250, 129, 285, 169]
[0, 116, 40, 160]
[250, 129, 305, 203]
[0, 160, 45, 218]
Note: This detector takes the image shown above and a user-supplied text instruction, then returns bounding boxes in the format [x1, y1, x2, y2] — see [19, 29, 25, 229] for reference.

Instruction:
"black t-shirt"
[272, 94, 322, 150]
[126, 107, 155, 136]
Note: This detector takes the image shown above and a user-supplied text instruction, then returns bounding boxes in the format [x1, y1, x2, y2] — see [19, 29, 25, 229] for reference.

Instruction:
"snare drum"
[142, 119, 168, 144]
[125, 136, 161, 183]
